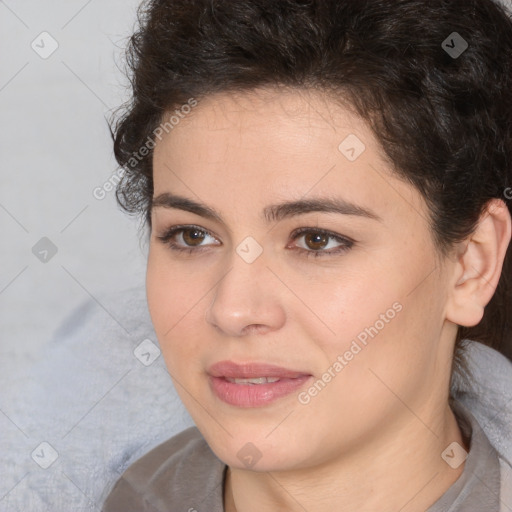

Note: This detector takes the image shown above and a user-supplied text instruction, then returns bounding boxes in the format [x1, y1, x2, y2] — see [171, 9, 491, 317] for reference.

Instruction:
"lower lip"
[209, 375, 312, 407]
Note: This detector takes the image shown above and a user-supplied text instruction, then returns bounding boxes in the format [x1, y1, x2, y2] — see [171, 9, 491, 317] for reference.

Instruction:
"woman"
[103, 0, 512, 510]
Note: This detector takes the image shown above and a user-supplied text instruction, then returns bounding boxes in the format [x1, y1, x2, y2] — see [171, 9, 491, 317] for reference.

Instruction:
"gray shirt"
[102, 400, 501, 511]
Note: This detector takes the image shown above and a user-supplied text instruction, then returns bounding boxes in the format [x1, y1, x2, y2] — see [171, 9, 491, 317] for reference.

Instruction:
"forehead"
[151, 87, 429, 228]
[155, 87, 372, 151]
[153, 87, 378, 182]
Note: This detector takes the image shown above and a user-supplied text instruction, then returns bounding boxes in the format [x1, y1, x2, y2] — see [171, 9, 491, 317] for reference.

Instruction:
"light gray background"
[0, 2, 161, 508]
[1, 0, 146, 389]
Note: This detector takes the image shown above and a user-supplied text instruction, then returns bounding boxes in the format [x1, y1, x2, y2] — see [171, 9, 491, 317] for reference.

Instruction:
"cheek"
[322, 278, 444, 417]
[308, 257, 439, 383]
[307, 265, 397, 343]
[146, 246, 202, 322]
[145, 250, 206, 363]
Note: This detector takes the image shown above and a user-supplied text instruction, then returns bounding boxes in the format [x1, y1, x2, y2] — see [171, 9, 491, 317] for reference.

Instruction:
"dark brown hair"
[109, 0, 512, 387]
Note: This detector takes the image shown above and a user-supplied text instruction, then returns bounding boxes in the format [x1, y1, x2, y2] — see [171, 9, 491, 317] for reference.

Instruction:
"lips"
[207, 360, 311, 379]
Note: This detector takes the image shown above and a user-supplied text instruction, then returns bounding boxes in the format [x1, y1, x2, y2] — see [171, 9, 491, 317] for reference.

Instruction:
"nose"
[204, 250, 286, 337]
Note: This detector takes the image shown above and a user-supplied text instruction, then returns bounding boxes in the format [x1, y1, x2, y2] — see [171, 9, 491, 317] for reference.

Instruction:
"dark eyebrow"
[151, 193, 382, 223]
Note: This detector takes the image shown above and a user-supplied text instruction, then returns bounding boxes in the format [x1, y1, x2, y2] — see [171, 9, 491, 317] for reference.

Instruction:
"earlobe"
[446, 199, 512, 328]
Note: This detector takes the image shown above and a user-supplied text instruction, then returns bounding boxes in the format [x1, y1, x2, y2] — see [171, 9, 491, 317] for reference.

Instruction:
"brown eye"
[182, 228, 207, 246]
[303, 232, 329, 251]
[289, 227, 354, 258]
[156, 225, 218, 254]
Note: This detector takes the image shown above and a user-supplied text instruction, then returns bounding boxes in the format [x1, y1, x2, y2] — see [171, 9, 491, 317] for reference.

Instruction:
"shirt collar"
[426, 398, 501, 511]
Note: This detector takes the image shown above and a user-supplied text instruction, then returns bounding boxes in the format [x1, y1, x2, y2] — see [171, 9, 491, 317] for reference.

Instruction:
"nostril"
[241, 324, 267, 335]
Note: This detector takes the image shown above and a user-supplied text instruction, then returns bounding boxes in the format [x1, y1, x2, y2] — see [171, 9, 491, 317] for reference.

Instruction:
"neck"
[224, 403, 467, 512]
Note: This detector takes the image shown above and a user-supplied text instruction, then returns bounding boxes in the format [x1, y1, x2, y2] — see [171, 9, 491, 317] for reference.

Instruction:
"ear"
[445, 198, 511, 327]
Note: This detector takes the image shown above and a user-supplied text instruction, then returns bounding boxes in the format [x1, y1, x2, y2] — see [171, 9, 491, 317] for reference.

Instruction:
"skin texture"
[146, 87, 511, 512]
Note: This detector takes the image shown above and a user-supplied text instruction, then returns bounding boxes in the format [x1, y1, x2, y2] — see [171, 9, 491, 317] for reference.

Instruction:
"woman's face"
[147, 88, 456, 471]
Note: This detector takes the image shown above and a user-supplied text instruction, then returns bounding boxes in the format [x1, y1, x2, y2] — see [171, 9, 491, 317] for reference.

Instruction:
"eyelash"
[156, 225, 354, 259]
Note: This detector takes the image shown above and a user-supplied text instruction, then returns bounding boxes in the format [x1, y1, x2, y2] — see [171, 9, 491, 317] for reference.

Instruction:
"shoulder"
[102, 426, 227, 512]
